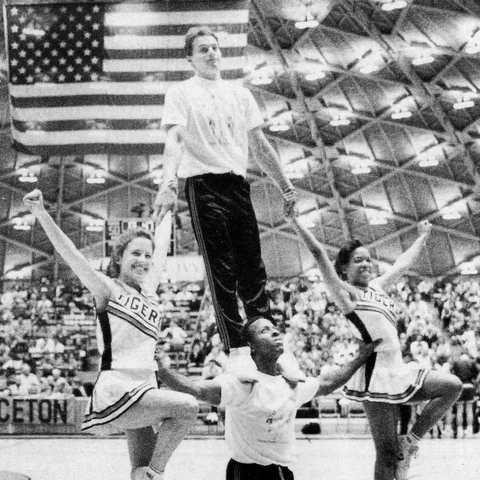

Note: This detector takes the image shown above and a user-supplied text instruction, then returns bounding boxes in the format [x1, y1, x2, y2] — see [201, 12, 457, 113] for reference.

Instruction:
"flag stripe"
[12, 94, 165, 108]
[104, 56, 243, 72]
[104, 11, 249, 27]
[11, 82, 174, 97]
[13, 129, 166, 145]
[107, 46, 245, 60]
[13, 118, 163, 132]
[12, 140, 165, 156]
[13, 105, 164, 121]
[106, 1, 249, 14]
[105, 23, 248, 36]
[105, 33, 248, 50]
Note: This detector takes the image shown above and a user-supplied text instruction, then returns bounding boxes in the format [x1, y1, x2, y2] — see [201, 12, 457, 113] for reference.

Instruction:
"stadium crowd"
[0, 273, 478, 436]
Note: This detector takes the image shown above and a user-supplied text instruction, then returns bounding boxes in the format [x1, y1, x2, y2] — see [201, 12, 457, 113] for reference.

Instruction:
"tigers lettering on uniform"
[360, 288, 397, 311]
[116, 293, 160, 325]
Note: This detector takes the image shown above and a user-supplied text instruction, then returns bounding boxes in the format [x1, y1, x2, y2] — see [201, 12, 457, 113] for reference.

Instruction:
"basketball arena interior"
[0, 1, 480, 479]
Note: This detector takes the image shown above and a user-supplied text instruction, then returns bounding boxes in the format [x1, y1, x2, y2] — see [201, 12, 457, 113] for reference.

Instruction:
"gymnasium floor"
[0, 436, 478, 480]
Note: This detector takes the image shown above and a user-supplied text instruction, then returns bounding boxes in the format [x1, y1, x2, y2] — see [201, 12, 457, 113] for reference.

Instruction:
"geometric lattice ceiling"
[2, 0, 480, 281]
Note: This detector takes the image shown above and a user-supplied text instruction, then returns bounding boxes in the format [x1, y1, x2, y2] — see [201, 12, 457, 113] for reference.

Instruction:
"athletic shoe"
[395, 435, 419, 480]
[227, 347, 259, 383]
[464, 426, 473, 438]
[443, 425, 454, 438]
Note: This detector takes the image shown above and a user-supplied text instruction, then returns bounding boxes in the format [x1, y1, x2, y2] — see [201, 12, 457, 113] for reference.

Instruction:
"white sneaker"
[464, 426, 473, 438]
[277, 352, 306, 383]
[395, 435, 419, 480]
[443, 425, 454, 438]
[227, 347, 259, 382]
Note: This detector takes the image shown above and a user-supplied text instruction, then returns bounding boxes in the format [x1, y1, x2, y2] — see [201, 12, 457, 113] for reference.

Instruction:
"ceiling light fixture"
[460, 263, 478, 275]
[359, 64, 380, 74]
[295, 14, 319, 29]
[13, 219, 31, 231]
[381, 0, 407, 11]
[412, 54, 435, 66]
[351, 164, 371, 175]
[269, 123, 290, 132]
[369, 212, 388, 225]
[18, 168, 38, 183]
[453, 99, 475, 110]
[441, 209, 461, 220]
[305, 71, 326, 81]
[86, 170, 106, 184]
[85, 220, 104, 232]
[418, 157, 439, 167]
[250, 75, 273, 86]
[391, 109, 412, 119]
[330, 115, 351, 126]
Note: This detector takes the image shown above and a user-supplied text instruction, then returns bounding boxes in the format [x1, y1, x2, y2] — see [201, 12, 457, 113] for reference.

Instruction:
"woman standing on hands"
[24, 190, 198, 480]
[292, 217, 462, 480]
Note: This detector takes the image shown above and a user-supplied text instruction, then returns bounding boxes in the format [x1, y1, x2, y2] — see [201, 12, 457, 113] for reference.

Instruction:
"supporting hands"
[153, 180, 178, 224]
[23, 189, 46, 216]
[283, 186, 299, 219]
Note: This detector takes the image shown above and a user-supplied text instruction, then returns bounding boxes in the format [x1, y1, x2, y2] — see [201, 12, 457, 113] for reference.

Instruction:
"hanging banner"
[165, 255, 205, 282]
[0, 397, 76, 425]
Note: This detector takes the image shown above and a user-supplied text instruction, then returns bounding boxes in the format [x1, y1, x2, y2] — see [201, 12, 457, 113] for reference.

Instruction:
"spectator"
[18, 363, 41, 395]
[451, 350, 479, 438]
[162, 317, 188, 352]
[188, 339, 206, 368]
[71, 377, 87, 397]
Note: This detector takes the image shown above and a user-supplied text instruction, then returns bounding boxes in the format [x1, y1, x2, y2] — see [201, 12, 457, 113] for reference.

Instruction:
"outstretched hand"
[418, 220, 432, 238]
[23, 189, 46, 216]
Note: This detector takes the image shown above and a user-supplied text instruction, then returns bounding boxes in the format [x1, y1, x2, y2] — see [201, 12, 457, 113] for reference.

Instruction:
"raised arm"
[23, 190, 111, 306]
[153, 125, 186, 223]
[375, 220, 432, 290]
[142, 211, 172, 295]
[248, 127, 298, 217]
[291, 216, 357, 313]
[157, 363, 222, 406]
[316, 338, 382, 396]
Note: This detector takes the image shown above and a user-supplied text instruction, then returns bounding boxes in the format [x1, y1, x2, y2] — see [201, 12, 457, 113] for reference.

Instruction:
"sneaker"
[227, 347, 259, 383]
[443, 425, 454, 438]
[277, 352, 306, 383]
[395, 435, 419, 480]
[464, 426, 473, 438]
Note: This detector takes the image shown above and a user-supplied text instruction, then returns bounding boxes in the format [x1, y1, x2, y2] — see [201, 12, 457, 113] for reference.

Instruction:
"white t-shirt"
[218, 372, 319, 467]
[161, 76, 264, 178]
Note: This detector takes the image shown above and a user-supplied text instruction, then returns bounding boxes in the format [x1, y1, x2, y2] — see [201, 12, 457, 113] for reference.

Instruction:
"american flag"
[5, 0, 250, 156]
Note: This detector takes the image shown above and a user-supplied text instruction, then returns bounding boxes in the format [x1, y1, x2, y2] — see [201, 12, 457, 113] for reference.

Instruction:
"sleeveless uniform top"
[343, 285, 428, 404]
[96, 278, 161, 372]
[82, 279, 162, 433]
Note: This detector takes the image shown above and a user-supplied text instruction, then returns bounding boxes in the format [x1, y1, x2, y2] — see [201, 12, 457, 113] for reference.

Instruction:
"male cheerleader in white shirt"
[157, 316, 381, 480]
[154, 25, 300, 381]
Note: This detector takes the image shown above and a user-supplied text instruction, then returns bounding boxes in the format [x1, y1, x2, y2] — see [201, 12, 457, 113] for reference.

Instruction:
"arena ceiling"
[1, 0, 480, 282]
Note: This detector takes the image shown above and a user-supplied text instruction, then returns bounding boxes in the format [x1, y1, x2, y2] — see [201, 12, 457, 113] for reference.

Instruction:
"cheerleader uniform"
[82, 279, 161, 433]
[343, 285, 429, 404]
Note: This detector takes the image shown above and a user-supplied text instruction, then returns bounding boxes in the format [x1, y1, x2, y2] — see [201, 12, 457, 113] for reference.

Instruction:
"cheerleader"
[292, 217, 461, 480]
[24, 190, 198, 480]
